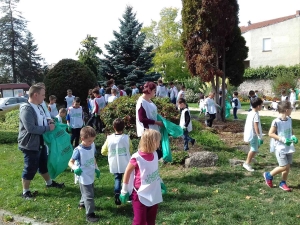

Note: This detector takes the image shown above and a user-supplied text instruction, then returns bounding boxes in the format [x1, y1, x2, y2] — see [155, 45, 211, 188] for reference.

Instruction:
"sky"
[16, 0, 300, 65]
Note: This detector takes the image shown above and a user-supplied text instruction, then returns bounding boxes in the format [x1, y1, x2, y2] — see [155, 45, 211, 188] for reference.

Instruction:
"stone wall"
[238, 79, 274, 96]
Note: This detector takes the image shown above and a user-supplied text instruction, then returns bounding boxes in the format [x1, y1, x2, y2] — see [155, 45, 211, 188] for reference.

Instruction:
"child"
[270, 99, 278, 111]
[104, 87, 111, 104]
[68, 126, 100, 222]
[204, 92, 221, 127]
[281, 90, 288, 102]
[67, 97, 84, 147]
[120, 129, 165, 225]
[177, 85, 186, 102]
[199, 94, 205, 115]
[131, 82, 139, 96]
[65, 89, 75, 109]
[169, 81, 178, 105]
[56, 108, 67, 123]
[156, 79, 168, 98]
[48, 95, 58, 119]
[108, 88, 118, 103]
[231, 91, 241, 120]
[290, 89, 296, 111]
[243, 97, 264, 172]
[101, 118, 133, 205]
[178, 98, 195, 151]
[118, 84, 127, 96]
[248, 90, 257, 112]
[263, 101, 298, 191]
[88, 89, 105, 133]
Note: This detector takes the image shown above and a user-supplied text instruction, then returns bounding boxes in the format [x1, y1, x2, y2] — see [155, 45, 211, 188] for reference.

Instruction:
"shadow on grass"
[164, 171, 245, 187]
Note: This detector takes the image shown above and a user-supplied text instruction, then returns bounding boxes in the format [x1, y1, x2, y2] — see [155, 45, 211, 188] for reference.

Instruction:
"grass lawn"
[2, 114, 300, 225]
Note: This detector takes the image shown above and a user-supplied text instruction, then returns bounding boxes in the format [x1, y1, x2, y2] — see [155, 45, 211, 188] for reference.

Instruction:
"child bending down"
[120, 129, 166, 225]
[263, 101, 298, 191]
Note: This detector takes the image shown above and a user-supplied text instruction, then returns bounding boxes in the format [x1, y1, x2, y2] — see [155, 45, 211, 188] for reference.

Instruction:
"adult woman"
[136, 82, 163, 137]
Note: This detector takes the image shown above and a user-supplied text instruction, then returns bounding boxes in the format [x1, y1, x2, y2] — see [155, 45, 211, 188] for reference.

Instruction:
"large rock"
[185, 151, 218, 168]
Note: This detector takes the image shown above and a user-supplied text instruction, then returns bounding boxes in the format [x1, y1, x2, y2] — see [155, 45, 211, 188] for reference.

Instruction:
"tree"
[17, 31, 44, 85]
[44, 59, 97, 106]
[0, 0, 27, 83]
[182, 0, 248, 120]
[76, 35, 102, 79]
[100, 6, 155, 86]
[142, 7, 190, 81]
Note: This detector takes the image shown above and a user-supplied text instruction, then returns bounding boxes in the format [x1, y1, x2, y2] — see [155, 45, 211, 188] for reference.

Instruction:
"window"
[263, 38, 271, 51]
[6, 98, 17, 105]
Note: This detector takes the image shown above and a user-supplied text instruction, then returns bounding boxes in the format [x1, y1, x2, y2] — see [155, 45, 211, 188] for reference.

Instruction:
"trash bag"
[225, 100, 231, 118]
[43, 122, 73, 179]
[157, 114, 183, 162]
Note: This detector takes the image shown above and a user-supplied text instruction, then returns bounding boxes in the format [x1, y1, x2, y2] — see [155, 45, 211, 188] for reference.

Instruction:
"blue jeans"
[114, 173, 123, 194]
[183, 130, 194, 151]
[233, 107, 238, 119]
[21, 146, 48, 180]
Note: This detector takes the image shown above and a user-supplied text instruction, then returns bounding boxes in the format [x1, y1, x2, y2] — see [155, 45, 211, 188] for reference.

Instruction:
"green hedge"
[244, 64, 300, 80]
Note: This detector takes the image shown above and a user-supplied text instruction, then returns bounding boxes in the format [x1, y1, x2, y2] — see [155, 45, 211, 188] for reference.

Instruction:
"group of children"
[67, 119, 163, 223]
[243, 97, 298, 192]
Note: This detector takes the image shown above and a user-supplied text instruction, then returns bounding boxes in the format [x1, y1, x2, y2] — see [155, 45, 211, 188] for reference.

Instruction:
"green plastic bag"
[43, 122, 73, 179]
[157, 114, 183, 162]
[225, 100, 231, 118]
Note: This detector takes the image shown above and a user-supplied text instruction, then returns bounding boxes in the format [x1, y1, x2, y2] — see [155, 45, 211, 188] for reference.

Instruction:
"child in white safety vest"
[101, 118, 133, 205]
[243, 97, 264, 172]
[178, 98, 195, 151]
[120, 129, 166, 225]
[263, 101, 298, 192]
[68, 126, 100, 223]
[66, 97, 84, 147]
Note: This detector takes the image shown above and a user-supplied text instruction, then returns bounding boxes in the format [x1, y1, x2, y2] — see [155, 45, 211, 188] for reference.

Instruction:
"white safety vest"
[77, 143, 96, 185]
[180, 108, 192, 132]
[49, 103, 58, 118]
[107, 134, 131, 173]
[271, 117, 295, 154]
[68, 106, 84, 128]
[136, 96, 159, 137]
[65, 95, 75, 109]
[94, 96, 106, 114]
[204, 97, 217, 114]
[244, 111, 262, 142]
[156, 85, 168, 98]
[130, 151, 162, 206]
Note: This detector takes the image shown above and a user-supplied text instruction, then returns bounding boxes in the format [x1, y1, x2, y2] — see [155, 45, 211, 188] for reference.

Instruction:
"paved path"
[0, 209, 50, 225]
[189, 107, 300, 120]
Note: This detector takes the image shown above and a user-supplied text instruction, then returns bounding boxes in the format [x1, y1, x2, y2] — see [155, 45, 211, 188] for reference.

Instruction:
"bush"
[171, 151, 189, 165]
[44, 59, 98, 107]
[244, 64, 300, 80]
[272, 72, 297, 96]
[0, 130, 18, 144]
[185, 89, 199, 103]
[176, 77, 206, 93]
[100, 95, 180, 138]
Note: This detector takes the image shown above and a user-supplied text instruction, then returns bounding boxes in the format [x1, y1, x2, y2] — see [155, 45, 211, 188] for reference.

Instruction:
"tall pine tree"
[0, 0, 27, 83]
[101, 6, 154, 86]
[17, 31, 44, 85]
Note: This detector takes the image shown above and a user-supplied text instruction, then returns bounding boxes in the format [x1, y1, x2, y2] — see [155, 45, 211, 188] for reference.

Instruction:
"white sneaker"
[243, 163, 254, 172]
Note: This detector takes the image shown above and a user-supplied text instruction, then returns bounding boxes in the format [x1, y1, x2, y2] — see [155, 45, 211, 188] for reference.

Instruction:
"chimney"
[296, 10, 300, 17]
[247, 20, 252, 26]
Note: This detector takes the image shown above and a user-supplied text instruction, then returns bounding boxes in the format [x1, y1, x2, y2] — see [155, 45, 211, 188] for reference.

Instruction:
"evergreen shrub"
[44, 59, 97, 106]
[272, 72, 297, 96]
[100, 95, 180, 138]
[244, 64, 300, 80]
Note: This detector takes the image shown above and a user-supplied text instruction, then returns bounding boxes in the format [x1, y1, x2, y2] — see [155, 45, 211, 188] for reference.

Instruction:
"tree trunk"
[215, 50, 222, 121]
[221, 46, 226, 122]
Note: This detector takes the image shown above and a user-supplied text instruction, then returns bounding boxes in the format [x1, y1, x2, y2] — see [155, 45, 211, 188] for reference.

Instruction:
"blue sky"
[16, 0, 300, 64]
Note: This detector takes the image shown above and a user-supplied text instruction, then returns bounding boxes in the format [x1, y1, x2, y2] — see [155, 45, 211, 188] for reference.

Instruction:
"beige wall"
[242, 17, 300, 68]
